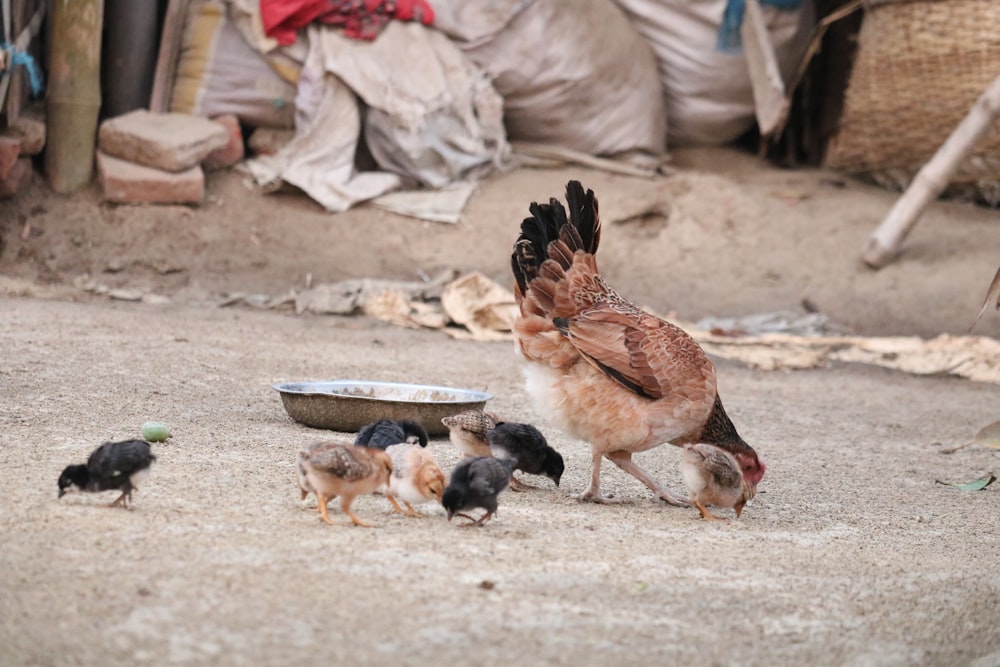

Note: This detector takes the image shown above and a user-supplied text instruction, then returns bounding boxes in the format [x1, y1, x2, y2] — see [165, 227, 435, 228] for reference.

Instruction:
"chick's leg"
[577, 449, 615, 503]
[693, 498, 728, 522]
[316, 493, 337, 525]
[386, 495, 406, 514]
[341, 495, 372, 528]
[109, 488, 130, 508]
[509, 475, 537, 492]
[605, 450, 691, 507]
[387, 495, 422, 518]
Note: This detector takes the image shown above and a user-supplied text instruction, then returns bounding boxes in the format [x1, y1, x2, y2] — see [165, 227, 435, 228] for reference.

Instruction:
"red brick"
[0, 136, 21, 180]
[97, 151, 204, 205]
[0, 158, 34, 199]
[4, 116, 46, 155]
[98, 110, 229, 172]
[203, 114, 244, 170]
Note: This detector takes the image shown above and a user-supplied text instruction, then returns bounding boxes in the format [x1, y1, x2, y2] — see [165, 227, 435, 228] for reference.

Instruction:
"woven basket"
[824, 0, 1000, 190]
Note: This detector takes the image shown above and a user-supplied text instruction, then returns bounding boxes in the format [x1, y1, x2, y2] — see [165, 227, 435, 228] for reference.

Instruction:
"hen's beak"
[58, 487, 66, 498]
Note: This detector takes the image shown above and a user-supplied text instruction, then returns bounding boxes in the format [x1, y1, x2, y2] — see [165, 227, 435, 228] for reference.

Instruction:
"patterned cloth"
[261, 0, 434, 45]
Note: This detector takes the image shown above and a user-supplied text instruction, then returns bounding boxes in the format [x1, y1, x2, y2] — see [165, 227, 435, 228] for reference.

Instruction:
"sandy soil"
[2, 148, 1000, 666]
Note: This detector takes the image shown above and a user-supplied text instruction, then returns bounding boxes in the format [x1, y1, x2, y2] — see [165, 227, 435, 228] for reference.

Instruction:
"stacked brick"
[0, 115, 46, 199]
[96, 110, 244, 205]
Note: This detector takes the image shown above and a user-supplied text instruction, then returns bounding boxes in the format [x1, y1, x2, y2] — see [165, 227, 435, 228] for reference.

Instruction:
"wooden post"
[149, 0, 190, 113]
[45, 0, 104, 193]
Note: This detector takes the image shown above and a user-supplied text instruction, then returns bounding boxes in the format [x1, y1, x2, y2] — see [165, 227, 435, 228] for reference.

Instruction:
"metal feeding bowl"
[273, 380, 493, 437]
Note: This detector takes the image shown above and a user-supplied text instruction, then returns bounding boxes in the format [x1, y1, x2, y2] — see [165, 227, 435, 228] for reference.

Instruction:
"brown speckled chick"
[441, 410, 499, 458]
[296, 440, 393, 527]
[383, 443, 446, 517]
[679, 443, 755, 521]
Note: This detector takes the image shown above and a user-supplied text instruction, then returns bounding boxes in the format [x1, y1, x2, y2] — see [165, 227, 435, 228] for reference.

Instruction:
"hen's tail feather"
[512, 181, 600, 296]
[564, 180, 600, 254]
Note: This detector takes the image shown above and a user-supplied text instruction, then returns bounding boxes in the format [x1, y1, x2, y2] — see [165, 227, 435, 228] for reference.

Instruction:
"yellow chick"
[383, 443, 446, 517]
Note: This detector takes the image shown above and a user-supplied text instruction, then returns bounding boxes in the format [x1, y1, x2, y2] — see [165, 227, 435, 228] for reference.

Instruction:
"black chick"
[355, 419, 429, 449]
[487, 422, 564, 491]
[441, 456, 512, 527]
[58, 439, 156, 508]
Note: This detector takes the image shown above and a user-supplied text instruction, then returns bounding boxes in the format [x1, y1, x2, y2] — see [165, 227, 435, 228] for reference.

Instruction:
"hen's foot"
[575, 487, 619, 504]
[659, 488, 692, 508]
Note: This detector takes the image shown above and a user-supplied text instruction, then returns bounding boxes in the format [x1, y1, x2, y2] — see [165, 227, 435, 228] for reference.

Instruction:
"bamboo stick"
[45, 0, 103, 193]
[862, 73, 1000, 269]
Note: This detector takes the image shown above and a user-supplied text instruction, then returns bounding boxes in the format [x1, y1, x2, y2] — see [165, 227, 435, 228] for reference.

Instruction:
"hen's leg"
[605, 451, 691, 507]
[577, 449, 616, 503]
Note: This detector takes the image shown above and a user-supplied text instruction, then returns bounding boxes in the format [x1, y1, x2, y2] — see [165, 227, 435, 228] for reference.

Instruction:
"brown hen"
[510, 180, 766, 507]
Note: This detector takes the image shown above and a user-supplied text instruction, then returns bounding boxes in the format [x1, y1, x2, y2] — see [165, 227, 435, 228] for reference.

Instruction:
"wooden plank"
[149, 0, 190, 112]
[741, 0, 789, 138]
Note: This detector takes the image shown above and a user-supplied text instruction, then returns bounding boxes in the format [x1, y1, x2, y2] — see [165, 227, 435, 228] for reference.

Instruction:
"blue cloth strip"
[717, 0, 804, 53]
[1, 43, 45, 96]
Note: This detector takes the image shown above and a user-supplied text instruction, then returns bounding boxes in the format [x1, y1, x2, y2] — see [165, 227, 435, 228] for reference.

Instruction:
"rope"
[1, 42, 44, 96]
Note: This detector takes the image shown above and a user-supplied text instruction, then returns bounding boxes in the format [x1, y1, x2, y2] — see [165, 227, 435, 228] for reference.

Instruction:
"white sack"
[246, 21, 509, 211]
[613, 0, 813, 147]
[434, 0, 667, 158]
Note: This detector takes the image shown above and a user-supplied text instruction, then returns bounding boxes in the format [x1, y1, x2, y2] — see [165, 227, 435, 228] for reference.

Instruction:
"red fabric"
[261, 0, 435, 46]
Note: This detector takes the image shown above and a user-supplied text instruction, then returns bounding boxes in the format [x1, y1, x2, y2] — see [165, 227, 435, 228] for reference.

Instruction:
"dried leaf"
[935, 475, 996, 491]
[969, 265, 1000, 332]
[941, 420, 1000, 454]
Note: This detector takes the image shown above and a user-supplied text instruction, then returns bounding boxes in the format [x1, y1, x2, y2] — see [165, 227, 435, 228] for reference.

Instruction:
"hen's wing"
[555, 301, 715, 402]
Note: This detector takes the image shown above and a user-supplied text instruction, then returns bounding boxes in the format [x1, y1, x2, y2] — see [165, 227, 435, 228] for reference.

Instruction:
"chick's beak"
[58, 488, 65, 498]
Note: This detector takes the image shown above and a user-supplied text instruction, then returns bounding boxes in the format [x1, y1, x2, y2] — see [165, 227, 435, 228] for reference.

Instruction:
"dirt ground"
[2, 148, 1000, 666]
